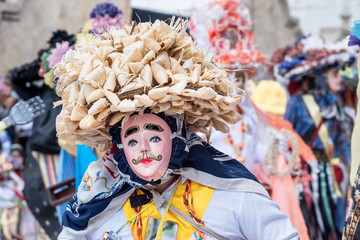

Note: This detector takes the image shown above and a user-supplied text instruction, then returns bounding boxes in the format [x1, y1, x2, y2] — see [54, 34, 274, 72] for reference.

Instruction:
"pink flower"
[90, 14, 124, 34]
[47, 41, 71, 69]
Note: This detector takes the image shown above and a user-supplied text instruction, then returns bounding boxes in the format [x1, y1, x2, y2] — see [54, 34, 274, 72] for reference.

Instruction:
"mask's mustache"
[132, 152, 162, 165]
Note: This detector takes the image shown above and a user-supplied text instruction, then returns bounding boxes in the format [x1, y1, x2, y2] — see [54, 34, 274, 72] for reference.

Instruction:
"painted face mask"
[327, 67, 342, 93]
[121, 113, 172, 182]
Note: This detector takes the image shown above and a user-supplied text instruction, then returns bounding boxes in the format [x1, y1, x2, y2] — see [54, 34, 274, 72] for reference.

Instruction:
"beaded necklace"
[227, 106, 246, 163]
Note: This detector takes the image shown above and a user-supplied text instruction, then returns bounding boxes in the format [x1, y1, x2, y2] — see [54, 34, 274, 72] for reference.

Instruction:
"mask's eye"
[128, 140, 138, 147]
[150, 137, 161, 143]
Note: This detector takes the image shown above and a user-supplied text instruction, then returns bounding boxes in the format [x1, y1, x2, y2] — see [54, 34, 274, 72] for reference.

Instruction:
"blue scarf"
[60, 114, 268, 238]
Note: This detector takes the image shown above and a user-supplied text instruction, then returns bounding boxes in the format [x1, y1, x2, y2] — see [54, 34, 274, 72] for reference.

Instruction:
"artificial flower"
[47, 41, 71, 69]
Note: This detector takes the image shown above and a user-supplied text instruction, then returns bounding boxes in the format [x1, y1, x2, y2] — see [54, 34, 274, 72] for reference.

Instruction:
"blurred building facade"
[2, 0, 355, 77]
[0, 0, 131, 76]
[288, 0, 360, 38]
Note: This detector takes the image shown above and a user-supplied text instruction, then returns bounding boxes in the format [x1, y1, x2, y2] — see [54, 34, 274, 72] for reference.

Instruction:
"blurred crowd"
[0, 1, 359, 239]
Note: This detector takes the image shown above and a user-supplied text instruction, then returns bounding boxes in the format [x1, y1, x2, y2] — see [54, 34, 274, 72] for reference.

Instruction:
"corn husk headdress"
[54, 17, 242, 148]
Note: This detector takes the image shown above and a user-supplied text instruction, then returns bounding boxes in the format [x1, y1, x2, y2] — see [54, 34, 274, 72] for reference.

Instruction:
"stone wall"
[0, 0, 131, 76]
[243, 0, 302, 57]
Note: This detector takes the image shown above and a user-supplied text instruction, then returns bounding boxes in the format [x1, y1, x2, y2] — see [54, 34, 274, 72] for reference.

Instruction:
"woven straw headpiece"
[54, 18, 242, 148]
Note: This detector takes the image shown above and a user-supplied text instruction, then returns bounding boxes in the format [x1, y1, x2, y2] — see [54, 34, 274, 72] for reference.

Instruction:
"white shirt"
[79, 178, 298, 240]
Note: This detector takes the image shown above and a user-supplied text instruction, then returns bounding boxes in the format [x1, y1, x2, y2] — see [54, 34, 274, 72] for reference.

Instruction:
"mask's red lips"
[141, 158, 153, 164]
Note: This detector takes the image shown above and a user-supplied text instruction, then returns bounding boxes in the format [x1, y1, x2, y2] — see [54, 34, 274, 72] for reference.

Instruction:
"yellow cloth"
[44, 70, 55, 89]
[302, 94, 331, 151]
[123, 180, 215, 240]
[248, 80, 287, 116]
[350, 56, 360, 186]
[76, 21, 95, 46]
[339, 67, 354, 79]
[0, 121, 6, 131]
[302, 95, 342, 197]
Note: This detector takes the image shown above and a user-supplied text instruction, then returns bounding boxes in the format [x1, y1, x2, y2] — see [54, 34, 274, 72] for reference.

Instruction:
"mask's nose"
[139, 139, 151, 154]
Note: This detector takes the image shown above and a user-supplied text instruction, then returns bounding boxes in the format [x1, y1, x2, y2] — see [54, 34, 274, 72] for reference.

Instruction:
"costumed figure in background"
[190, 1, 312, 239]
[343, 20, 360, 239]
[189, 0, 265, 167]
[0, 76, 46, 238]
[36, 3, 126, 226]
[39, 30, 77, 226]
[0, 82, 24, 238]
[7, 30, 76, 239]
[270, 34, 357, 239]
[0, 151, 25, 240]
[54, 17, 298, 239]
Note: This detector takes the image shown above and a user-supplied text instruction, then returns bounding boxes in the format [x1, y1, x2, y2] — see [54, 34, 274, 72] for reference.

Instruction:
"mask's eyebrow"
[124, 125, 139, 138]
[143, 123, 164, 132]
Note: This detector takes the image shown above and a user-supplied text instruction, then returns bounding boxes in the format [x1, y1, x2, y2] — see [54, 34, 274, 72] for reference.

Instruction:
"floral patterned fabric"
[343, 165, 360, 239]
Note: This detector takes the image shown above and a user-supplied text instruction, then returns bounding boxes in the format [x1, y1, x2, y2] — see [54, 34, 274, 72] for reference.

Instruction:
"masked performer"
[270, 35, 356, 239]
[54, 17, 298, 240]
[189, 2, 313, 239]
[8, 30, 75, 237]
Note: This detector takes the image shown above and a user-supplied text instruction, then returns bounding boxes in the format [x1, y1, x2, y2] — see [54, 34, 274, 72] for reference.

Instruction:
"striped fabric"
[31, 151, 59, 188]
[284, 93, 352, 164]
